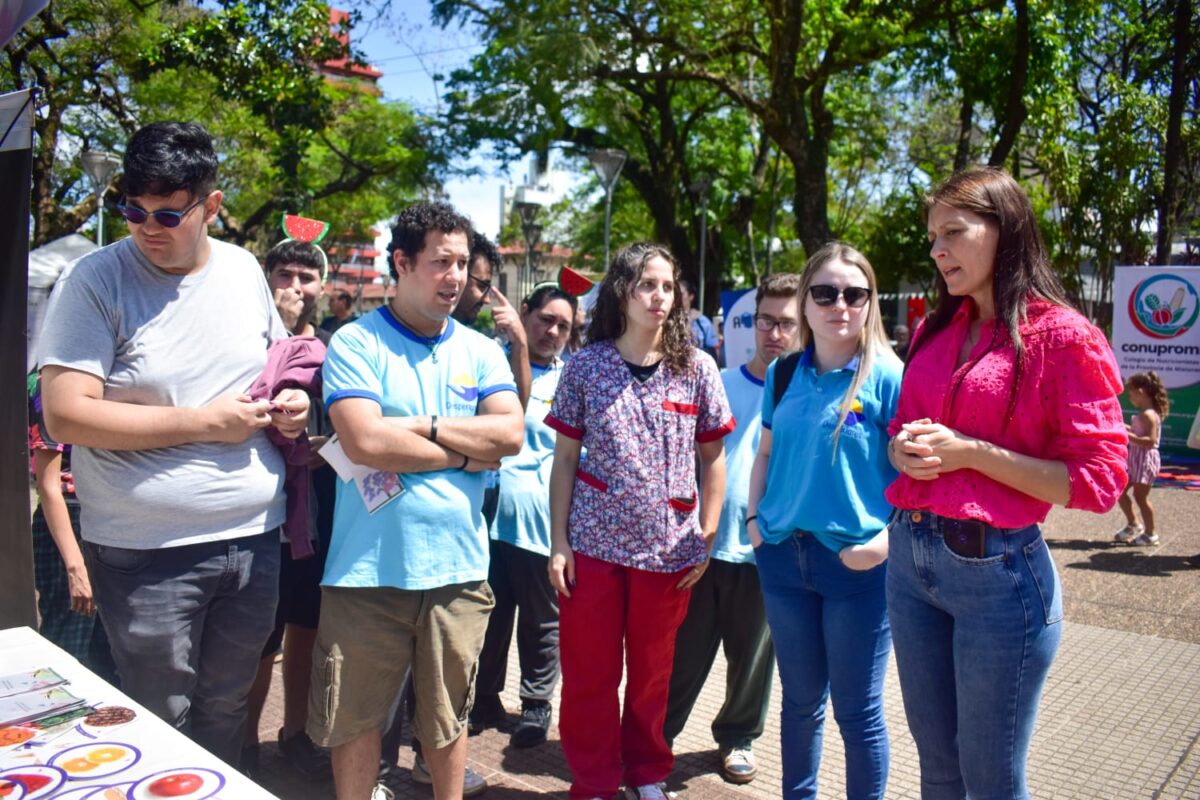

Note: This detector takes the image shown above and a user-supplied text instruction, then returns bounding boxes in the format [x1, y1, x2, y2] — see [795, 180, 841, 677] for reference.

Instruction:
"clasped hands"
[892, 418, 978, 480]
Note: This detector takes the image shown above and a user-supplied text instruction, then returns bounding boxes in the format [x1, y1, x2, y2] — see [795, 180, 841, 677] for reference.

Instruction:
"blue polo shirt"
[758, 347, 901, 552]
[321, 307, 517, 590]
[492, 358, 563, 556]
[711, 365, 766, 564]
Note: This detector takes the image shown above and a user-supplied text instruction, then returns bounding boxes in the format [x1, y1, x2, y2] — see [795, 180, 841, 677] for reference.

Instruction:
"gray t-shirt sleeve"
[37, 258, 118, 379]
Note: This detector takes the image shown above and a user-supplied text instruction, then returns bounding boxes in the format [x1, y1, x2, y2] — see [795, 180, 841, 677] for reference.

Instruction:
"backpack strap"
[772, 351, 802, 409]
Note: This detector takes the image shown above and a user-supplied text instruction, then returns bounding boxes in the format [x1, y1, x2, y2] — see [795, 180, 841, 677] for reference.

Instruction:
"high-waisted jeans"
[755, 533, 891, 800]
[887, 510, 1063, 800]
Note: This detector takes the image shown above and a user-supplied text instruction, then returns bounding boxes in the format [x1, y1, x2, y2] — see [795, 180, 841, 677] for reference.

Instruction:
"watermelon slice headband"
[280, 213, 331, 279]
[536, 264, 594, 298]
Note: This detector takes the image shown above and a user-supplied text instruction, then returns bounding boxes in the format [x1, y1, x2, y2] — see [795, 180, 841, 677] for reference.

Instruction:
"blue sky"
[353, 1, 511, 237]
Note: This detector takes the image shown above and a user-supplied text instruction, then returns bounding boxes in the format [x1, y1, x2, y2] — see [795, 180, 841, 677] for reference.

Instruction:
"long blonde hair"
[797, 242, 900, 453]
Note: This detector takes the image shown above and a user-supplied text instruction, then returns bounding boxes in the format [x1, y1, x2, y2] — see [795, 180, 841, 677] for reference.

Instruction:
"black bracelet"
[746, 514, 758, 525]
[461, 453, 469, 470]
[430, 415, 438, 443]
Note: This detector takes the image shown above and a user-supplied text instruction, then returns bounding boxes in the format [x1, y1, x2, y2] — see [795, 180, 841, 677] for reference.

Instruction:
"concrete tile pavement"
[253, 490, 1200, 798]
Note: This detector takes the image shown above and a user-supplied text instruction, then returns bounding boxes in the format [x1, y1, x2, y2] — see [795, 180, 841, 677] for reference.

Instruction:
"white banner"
[0, 88, 33, 152]
[720, 290, 757, 370]
[1112, 266, 1200, 390]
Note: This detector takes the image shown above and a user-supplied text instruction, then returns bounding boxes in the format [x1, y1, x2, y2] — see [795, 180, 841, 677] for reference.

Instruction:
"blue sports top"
[758, 347, 901, 552]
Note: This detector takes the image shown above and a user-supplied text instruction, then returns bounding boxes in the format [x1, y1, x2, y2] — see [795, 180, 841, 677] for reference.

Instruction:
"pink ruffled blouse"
[885, 298, 1127, 527]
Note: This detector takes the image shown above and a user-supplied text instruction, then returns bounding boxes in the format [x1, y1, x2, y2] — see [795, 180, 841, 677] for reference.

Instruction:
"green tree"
[4, 0, 439, 249]
[433, 0, 786, 310]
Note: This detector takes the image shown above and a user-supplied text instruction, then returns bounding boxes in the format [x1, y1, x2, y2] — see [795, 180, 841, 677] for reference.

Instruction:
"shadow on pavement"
[1060, 549, 1200, 576]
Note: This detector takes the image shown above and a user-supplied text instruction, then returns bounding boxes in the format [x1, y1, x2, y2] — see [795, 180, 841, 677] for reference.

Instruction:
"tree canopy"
[4, 0, 440, 251]
[434, 0, 1198, 313]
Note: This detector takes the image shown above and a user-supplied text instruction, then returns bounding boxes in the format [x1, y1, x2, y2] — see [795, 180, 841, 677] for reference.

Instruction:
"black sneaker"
[510, 702, 551, 748]
[240, 743, 260, 779]
[277, 728, 332, 780]
[468, 693, 507, 735]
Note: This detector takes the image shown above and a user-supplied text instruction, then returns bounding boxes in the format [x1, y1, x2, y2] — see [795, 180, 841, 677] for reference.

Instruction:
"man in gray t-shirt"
[37, 121, 309, 768]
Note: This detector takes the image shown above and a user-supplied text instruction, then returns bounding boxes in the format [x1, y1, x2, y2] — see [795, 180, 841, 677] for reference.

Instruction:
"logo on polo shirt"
[449, 374, 479, 402]
[844, 399, 865, 426]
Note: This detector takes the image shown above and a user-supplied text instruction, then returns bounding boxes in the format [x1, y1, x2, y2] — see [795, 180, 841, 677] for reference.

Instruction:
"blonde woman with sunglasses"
[745, 242, 902, 799]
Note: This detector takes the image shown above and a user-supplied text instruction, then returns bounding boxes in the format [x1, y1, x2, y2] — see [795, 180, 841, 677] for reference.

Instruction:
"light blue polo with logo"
[758, 347, 901, 552]
[321, 307, 517, 590]
[710, 365, 766, 564]
[492, 358, 563, 556]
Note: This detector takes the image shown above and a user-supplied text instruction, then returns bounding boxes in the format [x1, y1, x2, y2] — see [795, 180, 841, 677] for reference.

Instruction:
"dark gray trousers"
[664, 557, 774, 748]
[475, 539, 560, 704]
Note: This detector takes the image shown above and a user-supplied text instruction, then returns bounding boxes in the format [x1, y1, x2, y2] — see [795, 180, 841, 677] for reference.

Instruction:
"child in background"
[1116, 371, 1169, 546]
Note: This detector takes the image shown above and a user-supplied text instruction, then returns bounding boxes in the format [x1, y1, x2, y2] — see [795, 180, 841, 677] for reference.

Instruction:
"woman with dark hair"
[887, 167, 1127, 799]
[545, 243, 734, 800]
[746, 242, 901, 799]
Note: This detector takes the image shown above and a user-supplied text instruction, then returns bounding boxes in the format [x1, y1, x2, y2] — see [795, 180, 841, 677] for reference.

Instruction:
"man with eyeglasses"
[664, 272, 802, 784]
[37, 121, 309, 767]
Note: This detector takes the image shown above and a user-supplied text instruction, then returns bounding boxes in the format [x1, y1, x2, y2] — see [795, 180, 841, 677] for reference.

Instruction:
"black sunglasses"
[116, 197, 207, 229]
[809, 284, 872, 308]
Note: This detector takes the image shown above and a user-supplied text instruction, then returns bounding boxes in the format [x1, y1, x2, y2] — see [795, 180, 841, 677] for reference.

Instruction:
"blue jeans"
[886, 511, 1062, 800]
[755, 533, 891, 800]
[84, 531, 280, 766]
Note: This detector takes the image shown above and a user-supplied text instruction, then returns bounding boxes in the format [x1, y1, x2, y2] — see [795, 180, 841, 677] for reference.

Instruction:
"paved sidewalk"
[253, 492, 1200, 798]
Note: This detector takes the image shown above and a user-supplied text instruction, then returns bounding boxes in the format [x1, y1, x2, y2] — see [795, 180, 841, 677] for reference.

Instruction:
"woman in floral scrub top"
[546, 243, 734, 800]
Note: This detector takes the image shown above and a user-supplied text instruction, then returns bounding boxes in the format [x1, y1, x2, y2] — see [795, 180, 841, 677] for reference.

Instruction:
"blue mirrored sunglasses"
[116, 197, 206, 228]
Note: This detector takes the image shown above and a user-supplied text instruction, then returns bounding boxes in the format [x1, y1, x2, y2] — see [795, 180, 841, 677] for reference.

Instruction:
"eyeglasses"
[467, 272, 493, 295]
[753, 315, 799, 335]
[116, 197, 207, 228]
[809, 284, 872, 308]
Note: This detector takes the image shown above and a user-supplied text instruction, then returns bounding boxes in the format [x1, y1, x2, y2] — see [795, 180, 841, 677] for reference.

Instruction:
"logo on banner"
[1129, 274, 1199, 339]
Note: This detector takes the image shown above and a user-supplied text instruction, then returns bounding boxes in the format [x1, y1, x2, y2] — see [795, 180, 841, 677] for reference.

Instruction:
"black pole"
[0, 89, 37, 628]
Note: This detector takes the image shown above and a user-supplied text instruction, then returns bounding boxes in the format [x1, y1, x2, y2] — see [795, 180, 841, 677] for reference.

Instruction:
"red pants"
[559, 552, 692, 798]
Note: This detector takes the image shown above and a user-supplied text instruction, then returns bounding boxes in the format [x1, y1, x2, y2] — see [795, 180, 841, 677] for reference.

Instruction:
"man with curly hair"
[309, 202, 524, 800]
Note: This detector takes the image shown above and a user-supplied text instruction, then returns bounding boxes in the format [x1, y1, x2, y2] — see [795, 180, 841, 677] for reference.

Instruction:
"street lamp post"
[588, 148, 626, 270]
[689, 175, 713, 315]
[515, 200, 542, 300]
[80, 150, 121, 247]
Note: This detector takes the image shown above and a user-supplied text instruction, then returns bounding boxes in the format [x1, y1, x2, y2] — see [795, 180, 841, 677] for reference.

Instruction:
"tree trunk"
[789, 144, 833, 257]
[988, 0, 1030, 167]
[954, 96, 975, 171]
[1155, 0, 1193, 265]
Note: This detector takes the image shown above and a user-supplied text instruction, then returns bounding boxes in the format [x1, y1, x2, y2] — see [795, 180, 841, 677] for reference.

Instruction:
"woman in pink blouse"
[886, 167, 1126, 800]
[546, 243, 734, 800]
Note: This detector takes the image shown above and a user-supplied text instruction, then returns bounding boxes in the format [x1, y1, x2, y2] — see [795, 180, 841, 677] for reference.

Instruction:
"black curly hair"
[387, 202, 474, 280]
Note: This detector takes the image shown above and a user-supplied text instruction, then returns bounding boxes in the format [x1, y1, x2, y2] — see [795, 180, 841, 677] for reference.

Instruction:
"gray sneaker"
[412, 752, 488, 796]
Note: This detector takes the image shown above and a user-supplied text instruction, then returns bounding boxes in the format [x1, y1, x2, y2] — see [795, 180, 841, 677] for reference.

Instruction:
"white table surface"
[0, 625, 277, 799]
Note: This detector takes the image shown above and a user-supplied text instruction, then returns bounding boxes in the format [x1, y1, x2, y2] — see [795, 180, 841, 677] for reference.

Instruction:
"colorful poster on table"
[1112, 266, 1200, 452]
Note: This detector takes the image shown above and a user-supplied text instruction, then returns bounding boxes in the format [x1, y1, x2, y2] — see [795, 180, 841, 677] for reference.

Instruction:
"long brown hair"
[911, 167, 1072, 424]
[797, 242, 901, 452]
[586, 242, 694, 372]
[1128, 371, 1170, 418]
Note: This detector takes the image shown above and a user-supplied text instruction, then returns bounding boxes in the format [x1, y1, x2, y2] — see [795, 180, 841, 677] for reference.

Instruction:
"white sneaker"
[412, 752, 488, 796]
[1115, 524, 1144, 543]
[624, 784, 671, 799]
[371, 784, 395, 800]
